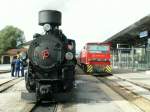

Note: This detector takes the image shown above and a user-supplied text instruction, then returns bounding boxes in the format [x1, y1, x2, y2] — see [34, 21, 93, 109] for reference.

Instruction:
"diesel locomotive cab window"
[88, 45, 109, 53]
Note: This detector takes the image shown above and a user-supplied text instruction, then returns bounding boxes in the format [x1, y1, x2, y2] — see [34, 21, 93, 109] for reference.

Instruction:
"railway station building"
[0, 48, 27, 64]
[0, 40, 31, 64]
[105, 15, 150, 71]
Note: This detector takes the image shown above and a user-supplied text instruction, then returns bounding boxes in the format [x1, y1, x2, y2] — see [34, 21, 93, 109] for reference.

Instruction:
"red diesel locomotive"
[78, 42, 111, 73]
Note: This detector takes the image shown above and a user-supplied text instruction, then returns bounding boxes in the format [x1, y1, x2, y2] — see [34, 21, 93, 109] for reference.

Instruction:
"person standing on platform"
[20, 59, 24, 77]
[11, 56, 16, 77]
[15, 57, 21, 77]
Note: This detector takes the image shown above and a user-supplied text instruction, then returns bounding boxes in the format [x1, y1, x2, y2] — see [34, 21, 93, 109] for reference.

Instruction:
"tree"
[0, 25, 25, 54]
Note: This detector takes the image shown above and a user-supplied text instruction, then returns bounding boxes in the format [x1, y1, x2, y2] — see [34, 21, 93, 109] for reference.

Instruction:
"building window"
[3, 56, 10, 64]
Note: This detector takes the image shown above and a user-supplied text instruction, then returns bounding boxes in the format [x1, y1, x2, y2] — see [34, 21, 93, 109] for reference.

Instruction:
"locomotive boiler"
[25, 10, 76, 101]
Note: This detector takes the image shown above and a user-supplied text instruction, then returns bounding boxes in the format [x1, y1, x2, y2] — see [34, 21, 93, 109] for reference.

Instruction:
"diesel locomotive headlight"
[65, 52, 73, 60]
[43, 24, 51, 31]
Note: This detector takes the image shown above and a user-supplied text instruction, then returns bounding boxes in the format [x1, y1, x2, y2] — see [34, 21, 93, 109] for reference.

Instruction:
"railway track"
[97, 76, 150, 112]
[0, 78, 23, 93]
[21, 103, 63, 112]
[115, 75, 150, 92]
[103, 74, 150, 95]
[77, 63, 150, 112]
[76, 65, 150, 112]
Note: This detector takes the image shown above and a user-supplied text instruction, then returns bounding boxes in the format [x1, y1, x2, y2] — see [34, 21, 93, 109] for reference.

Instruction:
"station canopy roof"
[104, 15, 150, 48]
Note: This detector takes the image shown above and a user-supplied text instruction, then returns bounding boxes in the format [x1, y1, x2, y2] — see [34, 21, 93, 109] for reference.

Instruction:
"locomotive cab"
[25, 10, 76, 102]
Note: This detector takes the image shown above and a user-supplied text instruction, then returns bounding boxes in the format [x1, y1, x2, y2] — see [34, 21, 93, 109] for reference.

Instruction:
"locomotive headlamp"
[43, 24, 51, 31]
[65, 52, 73, 60]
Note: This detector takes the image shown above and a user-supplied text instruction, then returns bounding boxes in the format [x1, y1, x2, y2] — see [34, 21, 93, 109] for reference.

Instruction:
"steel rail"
[115, 75, 150, 92]
[24, 102, 63, 112]
[97, 76, 150, 112]
[0, 78, 16, 86]
[0, 78, 23, 92]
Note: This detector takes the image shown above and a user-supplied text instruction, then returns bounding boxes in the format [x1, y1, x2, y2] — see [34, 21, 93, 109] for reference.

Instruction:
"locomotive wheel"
[25, 72, 36, 92]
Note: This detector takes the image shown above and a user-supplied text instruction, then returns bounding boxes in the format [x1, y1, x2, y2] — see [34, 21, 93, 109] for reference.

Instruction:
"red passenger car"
[78, 42, 111, 73]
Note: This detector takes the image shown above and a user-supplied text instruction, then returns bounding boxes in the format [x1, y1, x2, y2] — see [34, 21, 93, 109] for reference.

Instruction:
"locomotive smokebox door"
[39, 10, 61, 26]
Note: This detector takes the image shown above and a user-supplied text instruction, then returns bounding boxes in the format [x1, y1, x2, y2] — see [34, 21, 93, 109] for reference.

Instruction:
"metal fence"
[112, 48, 150, 71]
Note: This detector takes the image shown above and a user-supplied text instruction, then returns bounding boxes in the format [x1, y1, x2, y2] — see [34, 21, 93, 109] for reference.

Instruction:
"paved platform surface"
[0, 64, 11, 70]
[110, 72, 150, 101]
[114, 72, 150, 87]
[0, 64, 11, 73]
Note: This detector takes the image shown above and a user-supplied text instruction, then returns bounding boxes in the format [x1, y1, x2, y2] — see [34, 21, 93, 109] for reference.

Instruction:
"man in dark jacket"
[15, 58, 21, 77]
[11, 57, 16, 77]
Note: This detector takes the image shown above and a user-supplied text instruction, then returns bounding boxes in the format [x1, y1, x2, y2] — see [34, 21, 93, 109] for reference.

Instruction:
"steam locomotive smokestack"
[39, 10, 62, 27]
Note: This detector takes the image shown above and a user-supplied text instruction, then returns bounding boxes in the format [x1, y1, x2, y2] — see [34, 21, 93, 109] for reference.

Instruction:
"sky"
[0, 0, 150, 51]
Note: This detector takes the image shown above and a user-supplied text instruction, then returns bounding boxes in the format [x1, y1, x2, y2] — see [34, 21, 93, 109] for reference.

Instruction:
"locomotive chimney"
[39, 10, 61, 29]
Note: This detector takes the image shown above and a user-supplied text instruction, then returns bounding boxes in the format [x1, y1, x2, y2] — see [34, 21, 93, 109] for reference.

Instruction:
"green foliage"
[0, 25, 25, 54]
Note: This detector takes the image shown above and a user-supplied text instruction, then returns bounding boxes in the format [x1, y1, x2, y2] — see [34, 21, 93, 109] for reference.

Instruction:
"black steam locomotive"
[25, 10, 76, 101]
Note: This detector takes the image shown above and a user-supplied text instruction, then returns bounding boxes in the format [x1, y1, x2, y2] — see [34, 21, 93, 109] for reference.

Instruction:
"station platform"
[0, 73, 15, 85]
[114, 71, 150, 88]
[0, 64, 11, 73]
